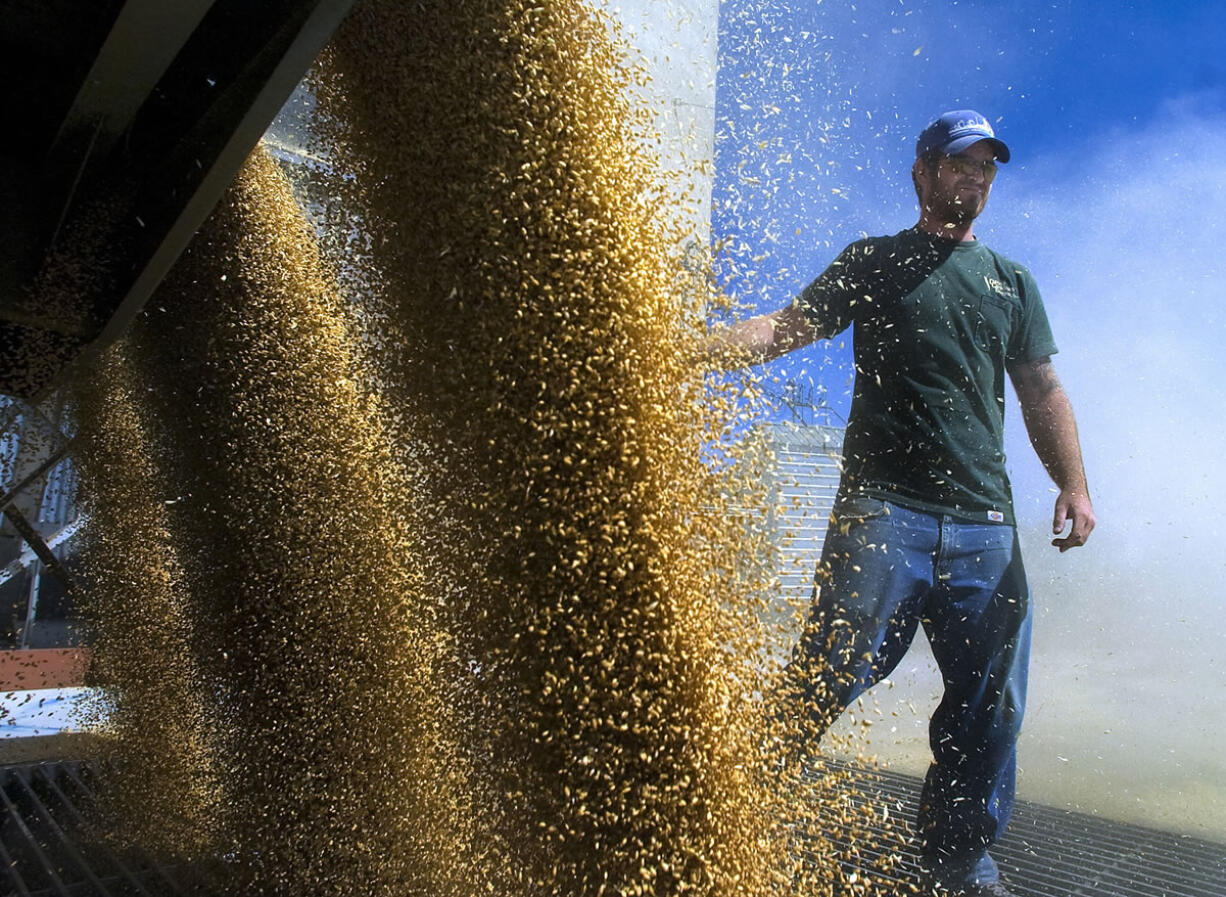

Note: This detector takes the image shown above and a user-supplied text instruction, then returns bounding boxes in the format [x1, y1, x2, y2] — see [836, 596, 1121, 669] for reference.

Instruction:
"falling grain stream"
[66, 2, 902, 894]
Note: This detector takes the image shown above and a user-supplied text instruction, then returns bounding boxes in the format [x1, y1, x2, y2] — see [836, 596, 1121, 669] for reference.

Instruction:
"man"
[710, 110, 1095, 896]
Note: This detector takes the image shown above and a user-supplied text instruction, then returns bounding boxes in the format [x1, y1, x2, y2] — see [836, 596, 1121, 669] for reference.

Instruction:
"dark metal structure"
[0, 0, 355, 400]
[0, 0, 355, 657]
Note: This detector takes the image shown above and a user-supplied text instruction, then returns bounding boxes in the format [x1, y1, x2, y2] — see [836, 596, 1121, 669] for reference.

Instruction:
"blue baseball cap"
[916, 110, 1010, 163]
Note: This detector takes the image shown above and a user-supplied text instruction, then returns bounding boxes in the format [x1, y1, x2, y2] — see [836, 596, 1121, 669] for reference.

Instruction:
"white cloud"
[998, 99, 1226, 540]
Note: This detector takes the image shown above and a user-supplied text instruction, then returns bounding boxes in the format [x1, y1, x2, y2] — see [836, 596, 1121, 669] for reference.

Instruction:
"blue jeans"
[780, 495, 1032, 888]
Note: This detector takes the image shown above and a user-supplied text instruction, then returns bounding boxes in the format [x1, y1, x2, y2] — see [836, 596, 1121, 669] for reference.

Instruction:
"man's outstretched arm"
[1010, 355, 1096, 551]
[705, 303, 818, 369]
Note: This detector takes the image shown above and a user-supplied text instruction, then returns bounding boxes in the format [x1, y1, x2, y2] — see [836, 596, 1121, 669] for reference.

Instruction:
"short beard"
[929, 194, 982, 226]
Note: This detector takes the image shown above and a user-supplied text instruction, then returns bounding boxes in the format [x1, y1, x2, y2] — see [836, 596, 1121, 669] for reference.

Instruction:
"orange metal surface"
[0, 648, 90, 691]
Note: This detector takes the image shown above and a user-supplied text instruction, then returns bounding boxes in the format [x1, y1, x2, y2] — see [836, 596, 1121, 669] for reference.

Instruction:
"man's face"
[918, 140, 998, 225]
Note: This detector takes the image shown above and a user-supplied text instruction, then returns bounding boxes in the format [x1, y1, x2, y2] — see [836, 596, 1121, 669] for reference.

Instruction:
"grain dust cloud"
[67, 1, 901, 894]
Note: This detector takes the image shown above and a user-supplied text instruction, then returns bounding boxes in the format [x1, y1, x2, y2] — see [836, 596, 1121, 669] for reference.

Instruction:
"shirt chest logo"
[983, 275, 1019, 301]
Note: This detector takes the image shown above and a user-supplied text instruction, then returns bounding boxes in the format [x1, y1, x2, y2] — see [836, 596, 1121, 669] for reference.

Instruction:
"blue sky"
[709, 0, 1226, 820]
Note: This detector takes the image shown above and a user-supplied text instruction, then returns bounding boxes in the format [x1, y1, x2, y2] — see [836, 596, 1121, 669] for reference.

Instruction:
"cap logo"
[949, 116, 994, 137]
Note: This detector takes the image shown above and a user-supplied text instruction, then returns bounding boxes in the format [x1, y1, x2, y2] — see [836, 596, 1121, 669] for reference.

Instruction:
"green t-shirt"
[797, 228, 1057, 525]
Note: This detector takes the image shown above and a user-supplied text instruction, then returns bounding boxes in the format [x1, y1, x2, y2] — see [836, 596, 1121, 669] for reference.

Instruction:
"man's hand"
[704, 305, 818, 370]
[1052, 489, 1095, 552]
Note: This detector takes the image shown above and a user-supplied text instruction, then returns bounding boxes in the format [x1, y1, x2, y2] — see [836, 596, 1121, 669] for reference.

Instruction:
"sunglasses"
[942, 154, 999, 181]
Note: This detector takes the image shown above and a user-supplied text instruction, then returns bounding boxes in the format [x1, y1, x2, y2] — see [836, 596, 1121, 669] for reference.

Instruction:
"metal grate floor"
[1, 759, 1222, 896]
[800, 758, 1226, 897]
[0, 762, 217, 897]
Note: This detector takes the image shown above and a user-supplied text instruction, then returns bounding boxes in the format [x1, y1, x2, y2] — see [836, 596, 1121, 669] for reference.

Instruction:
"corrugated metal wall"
[762, 422, 844, 605]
